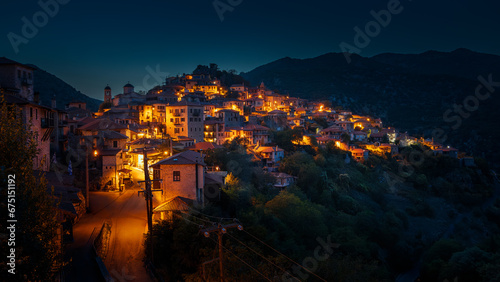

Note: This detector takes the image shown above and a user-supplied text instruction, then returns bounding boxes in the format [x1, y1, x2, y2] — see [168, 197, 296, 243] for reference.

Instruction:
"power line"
[207, 236, 272, 282]
[173, 212, 207, 228]
[186, 206, 236, 221]
[202, 223, 243, 282]
[180, 211, 219, 225]
[225, 232, 301, 282]
[241, 229, 327, 282]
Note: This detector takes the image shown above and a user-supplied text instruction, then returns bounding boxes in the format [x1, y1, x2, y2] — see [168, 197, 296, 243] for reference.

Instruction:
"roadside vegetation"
[149, 129, 500, 281]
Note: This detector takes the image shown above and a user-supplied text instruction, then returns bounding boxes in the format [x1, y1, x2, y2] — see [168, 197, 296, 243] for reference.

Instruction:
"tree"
[265, 191, 327, 243]
[313, 117, 328, 129]
[225, 91, 240, 99]
[0, 97, 63, 281]
[271, 128, 304, 151]
[341, 132, 351, 144]
[98, 101, 112, 112]
[381, 134, 390, 144]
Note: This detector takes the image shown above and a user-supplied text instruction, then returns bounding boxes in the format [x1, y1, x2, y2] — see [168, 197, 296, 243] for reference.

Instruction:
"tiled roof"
[0, 57, 35, 69]
[153, 196, 192, 213]
[243, 124, 270, 131]
[322, 126, 343, 133]
[99, 148, 122, 156]
[268, 110, 287, 115]
[152, 150, 205, 166]
[78, 118, 128, 131]
[370, 132, 386, 138]
[187, 142, 223, 151]
[256, 146, 284, 153]
[98, 130, 128, 140]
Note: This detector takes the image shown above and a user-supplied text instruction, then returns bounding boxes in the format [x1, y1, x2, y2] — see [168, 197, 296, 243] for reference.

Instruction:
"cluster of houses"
[1, 58, 476, 247]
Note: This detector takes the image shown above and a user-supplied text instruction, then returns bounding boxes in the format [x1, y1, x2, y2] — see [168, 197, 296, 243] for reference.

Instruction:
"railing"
[21, 77, 33, 85]
[41, 118, 54, 128]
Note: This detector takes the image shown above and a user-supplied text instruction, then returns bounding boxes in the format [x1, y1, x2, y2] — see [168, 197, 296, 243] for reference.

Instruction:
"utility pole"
[85, 151, 89, 210]
[218, 226, 224, 282]
[138, 147, 163, 264]
[169, 136, 173, 156]
[202, 223, 243, 282]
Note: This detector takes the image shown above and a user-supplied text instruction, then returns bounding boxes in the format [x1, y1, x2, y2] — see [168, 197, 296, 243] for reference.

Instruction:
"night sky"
[1, 0, 499, 100]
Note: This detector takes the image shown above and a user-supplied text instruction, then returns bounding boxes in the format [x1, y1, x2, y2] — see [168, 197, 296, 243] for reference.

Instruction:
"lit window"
[173, 171, 180, 181]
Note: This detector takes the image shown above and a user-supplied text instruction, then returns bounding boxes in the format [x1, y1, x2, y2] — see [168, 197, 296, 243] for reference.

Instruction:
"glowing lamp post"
[86, 149, 98, 210]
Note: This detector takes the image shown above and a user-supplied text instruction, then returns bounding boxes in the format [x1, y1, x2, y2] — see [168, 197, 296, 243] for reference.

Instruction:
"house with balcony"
[350, 148, 369, 162]
[4, 95, 57, 171]
[265, 110, 288, 130]
[242, 124, 270, 145]
[320, 125, 344, 140]
[165, 101, 204, 143]
[352, 131, 367, 142]
[151, 150, 206, 206]
[335, 120, 355, 132]
[214, 109, 242, 128]
[255, 146, 284, 171]
[77, 118, 131, 138]
[243, 97, 264, 111]
[0, 58, 56, 171]
[271, 172, 296, 189]
[97, 148, 123, 190]
[0, 57, 35, 101]
[203, 119, 225, 144]
[222, 99, 244, 113]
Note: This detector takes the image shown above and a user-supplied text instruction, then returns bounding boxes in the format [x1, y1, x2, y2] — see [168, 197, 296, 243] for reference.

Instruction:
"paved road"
[105, 187, 151, 282]
[65, 173, 152, 282]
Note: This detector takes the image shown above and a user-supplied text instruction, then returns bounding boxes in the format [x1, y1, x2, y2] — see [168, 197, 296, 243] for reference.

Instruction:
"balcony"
[21, 77, 33, 85]
[173, 112, 181, 117]
[41, 118, 54, 128]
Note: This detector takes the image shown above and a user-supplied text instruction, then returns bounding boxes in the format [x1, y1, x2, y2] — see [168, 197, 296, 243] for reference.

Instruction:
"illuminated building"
[165, 101, 204, 143]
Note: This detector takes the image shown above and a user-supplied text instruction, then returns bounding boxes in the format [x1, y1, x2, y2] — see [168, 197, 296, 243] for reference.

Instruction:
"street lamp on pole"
[85, 149, 98, 211]
[138, 147, 163, 264]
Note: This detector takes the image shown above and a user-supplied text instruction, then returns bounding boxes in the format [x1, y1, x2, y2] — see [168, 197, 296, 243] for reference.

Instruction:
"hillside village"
[1, 58, 490, 281]
[2, 57, 478, 221]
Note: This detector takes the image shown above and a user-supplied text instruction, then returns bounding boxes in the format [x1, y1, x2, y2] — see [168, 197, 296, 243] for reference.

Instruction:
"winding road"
[64, 168, 152, 282]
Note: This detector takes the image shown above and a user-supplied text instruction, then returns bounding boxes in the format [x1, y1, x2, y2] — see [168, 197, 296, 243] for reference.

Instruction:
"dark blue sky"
[1, 0, 499, 100]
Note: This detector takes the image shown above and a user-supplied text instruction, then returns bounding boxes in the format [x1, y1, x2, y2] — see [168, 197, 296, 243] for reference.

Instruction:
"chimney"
[51, 95, 56, 109]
